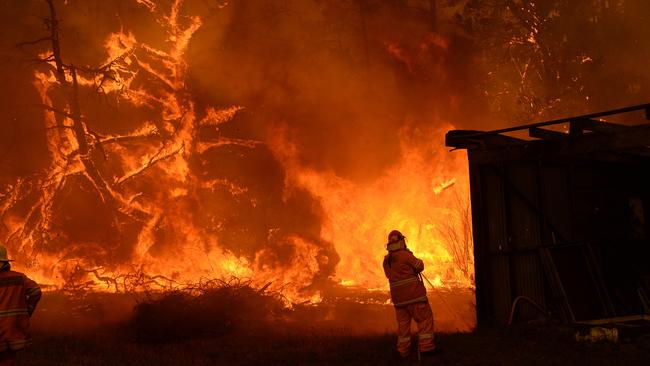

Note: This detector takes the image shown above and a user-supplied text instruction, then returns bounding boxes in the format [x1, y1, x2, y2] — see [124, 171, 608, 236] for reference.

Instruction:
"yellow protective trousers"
[394, 301, 435, 357]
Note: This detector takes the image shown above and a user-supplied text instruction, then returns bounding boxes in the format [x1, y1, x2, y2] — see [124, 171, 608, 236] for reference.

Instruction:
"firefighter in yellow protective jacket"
[0, 244, 41, 366]
[382, 230, 436, 358]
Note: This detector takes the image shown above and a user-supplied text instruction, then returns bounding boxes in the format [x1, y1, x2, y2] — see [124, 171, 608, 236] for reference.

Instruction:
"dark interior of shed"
[447, 104, 650, 326]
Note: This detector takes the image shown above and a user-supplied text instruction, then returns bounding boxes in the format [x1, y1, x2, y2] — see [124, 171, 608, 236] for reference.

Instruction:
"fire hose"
[507, 296, 549, 325]
[419, 272, 473, 330]
[408, 272, 472, 362]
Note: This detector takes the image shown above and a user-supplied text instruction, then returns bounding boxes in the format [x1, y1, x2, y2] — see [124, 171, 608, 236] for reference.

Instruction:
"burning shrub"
[130, 279, 286, 342]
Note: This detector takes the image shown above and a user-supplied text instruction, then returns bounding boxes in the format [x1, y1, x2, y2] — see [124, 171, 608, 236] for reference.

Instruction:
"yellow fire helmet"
[386, 230, 407, 251]
[0, 244, 14, 262]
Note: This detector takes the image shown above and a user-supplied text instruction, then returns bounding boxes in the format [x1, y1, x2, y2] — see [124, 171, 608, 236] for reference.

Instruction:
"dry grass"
[130, 280, 286, 342]
[18, 324, 650, 366]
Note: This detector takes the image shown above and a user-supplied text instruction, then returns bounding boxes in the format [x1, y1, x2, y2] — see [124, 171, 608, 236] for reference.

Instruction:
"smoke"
[186, 0, 479, 181]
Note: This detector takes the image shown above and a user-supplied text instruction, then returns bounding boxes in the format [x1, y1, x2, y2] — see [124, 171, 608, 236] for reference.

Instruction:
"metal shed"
[447, 104, 650, 327]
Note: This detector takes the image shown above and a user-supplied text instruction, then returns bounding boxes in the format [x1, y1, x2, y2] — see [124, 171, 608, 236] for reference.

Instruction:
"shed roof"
[446, 103, 650, 159]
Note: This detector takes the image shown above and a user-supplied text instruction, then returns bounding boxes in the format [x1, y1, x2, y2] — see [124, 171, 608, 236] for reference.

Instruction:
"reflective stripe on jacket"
[382, 248, 427, 307]
[0, 270, 41, 351]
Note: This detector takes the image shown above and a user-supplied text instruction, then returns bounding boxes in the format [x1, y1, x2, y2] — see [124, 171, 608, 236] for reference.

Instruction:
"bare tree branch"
[16, 36, 53, 48]
[115, 142, 185, 185]
[437, 190, 474, 282]
[38, 103, 76, 119]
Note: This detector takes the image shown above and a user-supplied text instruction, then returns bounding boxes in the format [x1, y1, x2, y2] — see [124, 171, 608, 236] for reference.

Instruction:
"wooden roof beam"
[446, 130, 524, 149]
[529, 127, 568, 140]
[571, 118, 631, 134]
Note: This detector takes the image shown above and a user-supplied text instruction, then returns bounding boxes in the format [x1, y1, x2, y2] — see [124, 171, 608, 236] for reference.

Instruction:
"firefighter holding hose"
[383, 230, 436, 359]
[0, 244, 41, 366]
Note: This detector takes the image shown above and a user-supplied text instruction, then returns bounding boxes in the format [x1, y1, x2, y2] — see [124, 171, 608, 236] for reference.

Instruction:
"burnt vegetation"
[130, 279, 286, 342]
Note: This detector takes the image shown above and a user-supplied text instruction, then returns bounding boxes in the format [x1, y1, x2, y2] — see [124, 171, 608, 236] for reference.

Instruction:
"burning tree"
[2, 0, 336, 298]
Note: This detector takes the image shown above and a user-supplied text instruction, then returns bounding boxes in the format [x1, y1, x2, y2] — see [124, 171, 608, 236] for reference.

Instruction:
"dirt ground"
[13, 291, 650, 365]
[16, 324, 650, 366]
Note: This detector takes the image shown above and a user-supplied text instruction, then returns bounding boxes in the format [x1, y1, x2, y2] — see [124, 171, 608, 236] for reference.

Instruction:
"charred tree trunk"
[46, 0, 65, 83]
[69, 66, 115, 205]
[43, 0, 148, 220]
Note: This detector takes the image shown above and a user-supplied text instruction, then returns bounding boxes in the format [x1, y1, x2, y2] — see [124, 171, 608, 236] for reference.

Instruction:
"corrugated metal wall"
[471, 160, 548, 324]
[469, 150, 650, 326]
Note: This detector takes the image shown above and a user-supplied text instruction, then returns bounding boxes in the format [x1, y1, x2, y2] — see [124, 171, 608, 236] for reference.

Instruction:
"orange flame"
[271, 124, 474, 291]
